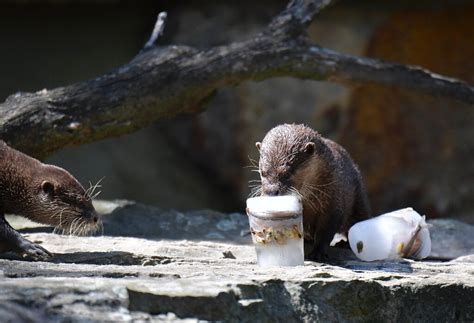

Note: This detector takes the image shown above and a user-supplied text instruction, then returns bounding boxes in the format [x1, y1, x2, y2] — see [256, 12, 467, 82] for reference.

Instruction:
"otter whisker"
[244, 166, 260, 172]
[247, 155, 259, 168]
[77, 220, 87, 237]
[66, 220, 73, 236]
[72, 218, 80, 236]
[76, 219, 86, 236]
[91, 190, 102, 200]
[300, 187, 317, 211]
[249, 186, 262, 198]
[306, 179, 340, 188]
[85, 177, 104, 200]
[84, 181, 91, 196]
[303, 181, 335, 189]
[303, 184, 323, 205]
[289, 186, 303, 200]
[52, 207, 68, 234]
[51, 207, 64, 234]
[84, 180, 94, 199]
[74, 221, 82, 236]
[249, 191, 259, 198]
[85, 225, 92, 236]
[89, 185, 101, 200]
[250, 185, 261, 191]
[301, 184, 324, 211]
[303, 192, 317, 212]
[74, 219, 84, 236]
[248, 179, 261, 183]
[303, 194, 318, 213]
[302, 182, 330, 200]
[84, 219, 100, 237]
[60, 214, 74, 235]
[66, 218, 74, 236]
[304, 184, 330, 199]
[68, 217, 80, 236]
[88, 186, 99, 200]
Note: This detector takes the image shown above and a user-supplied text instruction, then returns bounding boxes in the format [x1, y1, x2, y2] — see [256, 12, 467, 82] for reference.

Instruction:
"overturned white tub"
[348, 207, 431, 261]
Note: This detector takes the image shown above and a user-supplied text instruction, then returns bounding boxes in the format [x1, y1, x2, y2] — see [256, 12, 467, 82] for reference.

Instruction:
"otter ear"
[41, 181, 55, 195]
[255, 142, 261, 152]
[304, 142, 315, 155]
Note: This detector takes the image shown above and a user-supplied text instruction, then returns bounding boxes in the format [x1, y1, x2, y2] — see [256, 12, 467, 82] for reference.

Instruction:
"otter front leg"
[0, 212, 52, 260]
[306, 232, 331, 262]
[306, 211, 343, 262]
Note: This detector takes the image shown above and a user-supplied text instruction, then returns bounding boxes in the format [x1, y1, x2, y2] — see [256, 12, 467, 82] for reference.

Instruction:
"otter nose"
[263, 184, 281, 196]
[266, 189, 279, 196]
[84, 210, 100, 223]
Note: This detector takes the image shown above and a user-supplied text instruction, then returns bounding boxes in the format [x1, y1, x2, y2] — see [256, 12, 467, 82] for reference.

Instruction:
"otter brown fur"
[255, 124, 370, 260]
[0, 141, 100, 260]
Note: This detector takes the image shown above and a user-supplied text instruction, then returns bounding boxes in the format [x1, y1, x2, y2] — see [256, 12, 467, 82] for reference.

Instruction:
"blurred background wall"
[1, 0, 472, 223]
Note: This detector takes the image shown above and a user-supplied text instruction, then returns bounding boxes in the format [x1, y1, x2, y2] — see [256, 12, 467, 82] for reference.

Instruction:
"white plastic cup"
[246, 195, 304, 267]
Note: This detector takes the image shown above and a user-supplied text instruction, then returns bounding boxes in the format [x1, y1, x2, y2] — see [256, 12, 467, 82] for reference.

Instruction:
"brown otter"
[255, 124, 370, 260]
[0, 141, 100, 260]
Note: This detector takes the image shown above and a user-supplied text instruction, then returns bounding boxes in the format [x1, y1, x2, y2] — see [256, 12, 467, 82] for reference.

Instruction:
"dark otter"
[255, 124, 370, 260]
[0, 141, 100, 260]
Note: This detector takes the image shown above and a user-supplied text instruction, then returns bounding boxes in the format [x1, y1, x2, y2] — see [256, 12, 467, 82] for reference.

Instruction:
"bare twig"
[144, 11, 168, 49]
[268, 0, 334, 34]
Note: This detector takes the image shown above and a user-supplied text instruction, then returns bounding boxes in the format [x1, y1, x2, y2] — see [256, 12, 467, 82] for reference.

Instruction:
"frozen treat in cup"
[246, 195, 304, 267]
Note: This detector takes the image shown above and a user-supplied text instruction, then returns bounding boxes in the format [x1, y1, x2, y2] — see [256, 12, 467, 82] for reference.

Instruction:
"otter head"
[27, 164, 101, 236]
[256, 124, 324, 196]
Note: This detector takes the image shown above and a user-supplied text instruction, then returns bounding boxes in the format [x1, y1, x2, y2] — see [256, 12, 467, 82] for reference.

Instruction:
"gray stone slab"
[1, 201, 474, 321]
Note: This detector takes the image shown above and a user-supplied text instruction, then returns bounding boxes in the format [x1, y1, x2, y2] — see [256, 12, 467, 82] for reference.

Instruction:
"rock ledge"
[1, 201, 473, 322]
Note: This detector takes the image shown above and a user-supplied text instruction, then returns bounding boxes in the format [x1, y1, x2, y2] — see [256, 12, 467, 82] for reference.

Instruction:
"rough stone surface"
[429, 219, 474, 260]
[1, 200, 474, 322]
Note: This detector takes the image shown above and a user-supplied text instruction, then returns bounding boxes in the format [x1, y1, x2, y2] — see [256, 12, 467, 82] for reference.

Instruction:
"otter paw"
[18, 240, 52, 261]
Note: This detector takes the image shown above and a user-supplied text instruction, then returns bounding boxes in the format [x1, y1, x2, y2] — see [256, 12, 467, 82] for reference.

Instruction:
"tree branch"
[1, 0, 473, 158]
[268, 0, 334, 35]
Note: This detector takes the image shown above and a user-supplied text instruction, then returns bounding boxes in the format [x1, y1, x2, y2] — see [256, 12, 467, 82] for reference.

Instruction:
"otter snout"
[262, 183, 285, 196]
[82, 209, 100, 225]
[74, 209, 101, 236]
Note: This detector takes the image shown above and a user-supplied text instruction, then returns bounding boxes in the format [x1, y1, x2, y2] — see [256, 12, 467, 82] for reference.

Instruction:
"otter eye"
[41, 181, 55, 195]
[260, 170, 268, 178]
[304, 142, 315, 155]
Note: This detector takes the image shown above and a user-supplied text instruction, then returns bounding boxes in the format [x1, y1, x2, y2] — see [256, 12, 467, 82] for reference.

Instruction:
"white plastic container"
[348, 207, 431, 261]
[246, 195, 304, 267]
